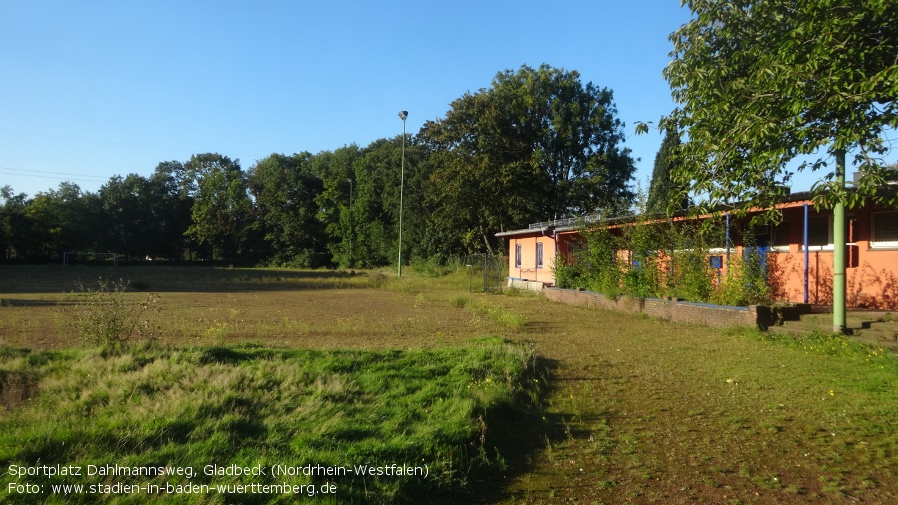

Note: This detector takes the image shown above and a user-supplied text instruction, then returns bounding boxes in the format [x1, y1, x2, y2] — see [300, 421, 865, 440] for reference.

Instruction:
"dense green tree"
[147, 162, 194, 259]
[96, 173, 187, 260]
[492, 64, 637, 218]
[323, 138, 427, 268]
[0, 186, 29, 260]
[248, 152, 327, 267]
[312, 145, 365, 267]
[654, 0, 898, 331]
[419, 64, 636, 255]
[646, 129, 688, 215]
[18, 182, 99, 261]
[183, 154, 251, 261]
[655, 0, 898, 212]
[418, 90, 527, 255]
[98, 175, 149, 258]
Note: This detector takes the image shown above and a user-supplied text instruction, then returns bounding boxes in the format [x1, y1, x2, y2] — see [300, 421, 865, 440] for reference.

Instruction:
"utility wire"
[0, 165, 110, 180]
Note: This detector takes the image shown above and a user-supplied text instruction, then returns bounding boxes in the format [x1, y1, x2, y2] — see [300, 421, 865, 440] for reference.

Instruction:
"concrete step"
[768, 310, 898, 352]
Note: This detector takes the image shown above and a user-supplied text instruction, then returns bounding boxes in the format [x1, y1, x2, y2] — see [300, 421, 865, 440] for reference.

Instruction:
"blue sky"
[3, 1, 878, 201]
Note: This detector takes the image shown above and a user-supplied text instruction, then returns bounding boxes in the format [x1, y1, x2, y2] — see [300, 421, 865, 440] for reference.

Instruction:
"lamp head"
[398, 111, 408, 120]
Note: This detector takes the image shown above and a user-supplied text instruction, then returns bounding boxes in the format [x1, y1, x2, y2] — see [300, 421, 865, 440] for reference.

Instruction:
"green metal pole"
[398, 114, 406, 278]
[832, 148, 847, 333]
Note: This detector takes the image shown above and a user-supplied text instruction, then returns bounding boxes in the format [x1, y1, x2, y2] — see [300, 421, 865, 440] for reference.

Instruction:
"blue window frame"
[515, 244, 522, 268]
[537, 242, 543, 269]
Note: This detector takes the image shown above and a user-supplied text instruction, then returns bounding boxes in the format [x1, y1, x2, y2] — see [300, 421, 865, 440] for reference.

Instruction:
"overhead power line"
[0, 165, 110, 180]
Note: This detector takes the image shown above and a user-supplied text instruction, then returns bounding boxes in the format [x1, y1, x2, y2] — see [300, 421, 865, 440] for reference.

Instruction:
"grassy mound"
[0, 338, 542, 504]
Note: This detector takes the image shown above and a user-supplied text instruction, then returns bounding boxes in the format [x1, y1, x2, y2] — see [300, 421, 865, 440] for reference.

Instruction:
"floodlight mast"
[397, 111, 408, 277]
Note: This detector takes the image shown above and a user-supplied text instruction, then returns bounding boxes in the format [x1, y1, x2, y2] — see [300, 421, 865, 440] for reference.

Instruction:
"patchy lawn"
[3, 265, 898, 503]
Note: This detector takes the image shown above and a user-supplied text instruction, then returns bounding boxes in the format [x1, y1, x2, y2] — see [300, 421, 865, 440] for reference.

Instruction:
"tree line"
[0, 64, 638, 267]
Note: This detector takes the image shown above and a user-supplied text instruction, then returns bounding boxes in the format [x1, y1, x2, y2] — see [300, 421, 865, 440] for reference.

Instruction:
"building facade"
[498, 194, 898, 310]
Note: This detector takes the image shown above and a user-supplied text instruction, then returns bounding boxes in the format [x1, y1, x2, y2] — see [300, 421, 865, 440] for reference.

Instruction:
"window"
[751, 224, 769, 246]
[566, 240, 584, 264]
[536, 242, 544, 269]
[515, 244, 522, 268]
[805, 216, 833, 250]
[769, 221, 789, 251]
[872, 211, 898, 248]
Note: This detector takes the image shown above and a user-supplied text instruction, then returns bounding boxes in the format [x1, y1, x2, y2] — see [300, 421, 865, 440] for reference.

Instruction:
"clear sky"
[4, 1, 882, 201]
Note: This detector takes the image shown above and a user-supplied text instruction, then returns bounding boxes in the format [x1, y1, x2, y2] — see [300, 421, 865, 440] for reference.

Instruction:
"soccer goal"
[62, 252, 119, 267]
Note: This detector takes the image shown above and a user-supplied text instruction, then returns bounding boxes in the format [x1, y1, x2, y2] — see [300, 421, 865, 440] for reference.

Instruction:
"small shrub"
[468, 300, 526, 329]
[554, 260, 584, 290]
[66, 277, 161, 350]
[411, 257, 452, 277]
[710, 250, 770, 306]
[669, 251, 713, 302]
[450, 295, 471, 308]
[367, 272, 389, 288]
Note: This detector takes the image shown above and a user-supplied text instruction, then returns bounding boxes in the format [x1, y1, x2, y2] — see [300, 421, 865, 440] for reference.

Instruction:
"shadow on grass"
[0, 265, 369, 294]
[419, 355, 567, 504]
[0, 298, 80, 307]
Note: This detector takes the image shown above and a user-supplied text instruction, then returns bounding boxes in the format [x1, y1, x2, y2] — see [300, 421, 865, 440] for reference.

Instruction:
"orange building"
[498, 192, 898, 310]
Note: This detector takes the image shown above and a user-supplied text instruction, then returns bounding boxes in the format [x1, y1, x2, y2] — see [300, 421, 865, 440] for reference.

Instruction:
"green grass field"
[2, 265, 898, 504]
[0, 339, 539, 504]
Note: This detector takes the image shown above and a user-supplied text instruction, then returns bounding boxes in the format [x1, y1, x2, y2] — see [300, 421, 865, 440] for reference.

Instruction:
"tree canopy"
[419, 64, 636, 254]
[247, 152, 327, 268]
[646, 128, 687, 216]
[184, 154, 251, 261]
[2, 63, 638, 266]
[650, 0, 898, 332]
[652, 0, 898, 215]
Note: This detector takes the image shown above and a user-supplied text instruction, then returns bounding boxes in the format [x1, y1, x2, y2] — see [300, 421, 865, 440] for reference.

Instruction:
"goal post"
[62, 252, 119, 267]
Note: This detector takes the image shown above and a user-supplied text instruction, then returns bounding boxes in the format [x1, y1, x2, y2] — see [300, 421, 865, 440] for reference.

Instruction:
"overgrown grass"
[62, 277, 162, 350]
[11, 265, 898, 502]
[448, 296, 526, 330]
[0, 338, 541, 504]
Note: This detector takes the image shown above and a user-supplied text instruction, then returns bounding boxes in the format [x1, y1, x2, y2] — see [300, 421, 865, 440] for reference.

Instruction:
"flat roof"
[494, 186, 898, 238]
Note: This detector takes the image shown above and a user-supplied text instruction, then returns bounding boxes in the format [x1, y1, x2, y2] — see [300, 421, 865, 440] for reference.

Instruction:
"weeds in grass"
[367, 272, 389, 288]
[463, 298, 525, 329]
[757, 329, 886, 360]
[202, 320, 229, 344]
[449, 295, 471, 308]
[0, 339, 543, 504]
[62, 277, 161, 350]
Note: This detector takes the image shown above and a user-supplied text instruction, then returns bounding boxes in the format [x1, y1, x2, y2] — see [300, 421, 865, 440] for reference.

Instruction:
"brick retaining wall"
[544, 287, 772, 328]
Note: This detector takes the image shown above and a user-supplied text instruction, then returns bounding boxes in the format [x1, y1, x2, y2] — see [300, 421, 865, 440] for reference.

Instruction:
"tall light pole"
[397, 111, 408, 278]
